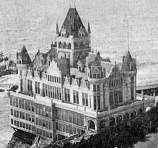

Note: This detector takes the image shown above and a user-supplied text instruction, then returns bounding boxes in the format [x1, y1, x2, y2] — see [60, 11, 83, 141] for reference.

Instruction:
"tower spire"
[88, 21, 91, 34]
[56, 22, 59, 35]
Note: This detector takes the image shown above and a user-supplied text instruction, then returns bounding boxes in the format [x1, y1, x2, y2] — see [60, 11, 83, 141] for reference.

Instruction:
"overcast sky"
[0, 0, 158, 64]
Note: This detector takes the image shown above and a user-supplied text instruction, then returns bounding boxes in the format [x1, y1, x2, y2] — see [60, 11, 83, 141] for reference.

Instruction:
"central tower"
[55, 8, 91, 67]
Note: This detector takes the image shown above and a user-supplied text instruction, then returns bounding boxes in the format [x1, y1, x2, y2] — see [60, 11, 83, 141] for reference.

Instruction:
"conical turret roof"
[60, 8, 88, 37]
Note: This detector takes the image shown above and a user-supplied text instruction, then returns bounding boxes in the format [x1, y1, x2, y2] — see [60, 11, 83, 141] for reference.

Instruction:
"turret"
[55, 8, 91, 67]
[17, 45, 31, 65]
[122, 50, 136, 72]
[16, 45, 31, 76]
[122, 50, 137, 101]
[16, 45, 32, 92]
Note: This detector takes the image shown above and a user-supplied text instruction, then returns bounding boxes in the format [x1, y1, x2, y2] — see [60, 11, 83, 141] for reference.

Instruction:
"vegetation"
[58, 106, 158, 148]
[7, 130, 35, 148]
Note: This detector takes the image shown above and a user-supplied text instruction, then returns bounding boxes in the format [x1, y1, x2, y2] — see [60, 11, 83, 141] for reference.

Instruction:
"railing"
[10, 91, 34, 101]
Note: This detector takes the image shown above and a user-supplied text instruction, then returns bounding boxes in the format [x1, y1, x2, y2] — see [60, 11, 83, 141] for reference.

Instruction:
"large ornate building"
[9, 7, 144, 141]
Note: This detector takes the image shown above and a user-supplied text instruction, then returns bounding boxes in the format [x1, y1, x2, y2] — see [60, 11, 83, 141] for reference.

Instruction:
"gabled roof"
[32, 48, 57, 71]
[60, 8, 88, 37]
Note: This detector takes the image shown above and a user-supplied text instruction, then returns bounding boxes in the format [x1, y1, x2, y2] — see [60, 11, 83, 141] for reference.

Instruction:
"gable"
[47, 60, 61, 76]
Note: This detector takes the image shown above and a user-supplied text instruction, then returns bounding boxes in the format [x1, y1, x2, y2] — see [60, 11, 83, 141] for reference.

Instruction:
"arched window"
[88, 120, 95, 130]
[68, 43, 71, 49]
[63, 42, 66, 49]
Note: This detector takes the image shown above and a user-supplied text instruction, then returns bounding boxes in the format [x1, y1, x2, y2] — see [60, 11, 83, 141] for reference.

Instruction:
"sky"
[0, 0, 158, 64]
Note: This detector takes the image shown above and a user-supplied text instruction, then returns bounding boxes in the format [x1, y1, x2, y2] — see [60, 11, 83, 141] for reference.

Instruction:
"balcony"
[9, 91, 34, 101]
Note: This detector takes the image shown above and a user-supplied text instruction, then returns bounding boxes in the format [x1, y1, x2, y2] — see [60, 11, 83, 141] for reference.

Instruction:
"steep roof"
[122, 50, 136, 71]
[32, 48, 58, 71]
[17, 45, 31, 64]
[56, 58, 70, 76]
[60, 8, 88, 37]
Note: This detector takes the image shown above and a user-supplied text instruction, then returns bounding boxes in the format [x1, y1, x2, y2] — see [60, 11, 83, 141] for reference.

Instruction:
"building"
[9, 7, 144, 142]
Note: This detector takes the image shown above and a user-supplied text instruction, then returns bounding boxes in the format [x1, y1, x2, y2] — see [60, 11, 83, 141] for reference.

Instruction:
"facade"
[9, 7, 144, 141]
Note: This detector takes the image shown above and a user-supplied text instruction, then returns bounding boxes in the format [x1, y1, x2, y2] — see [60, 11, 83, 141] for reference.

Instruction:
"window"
[58, 42, 62, 48]
[89, 95, 91, 108]
[97, 96, 100, 110]
[20, 122, 22, 127]
[94, 96, 97, 110]
[11, 109, 13, 115]
[93, 84, 100, 92]
[97, 85, 100, 91]
[56, 88, 61, 100]
[73, 113, 77, 124]
[64, 88, 70, 102]
[68, 43, 71, 49]
[119, 91, 123, 103]
[82, 93, 88, 106]
[109, 92, 113, 105]
[93, 74, 96, 78]
[114, 91, 119, 105]
[20, 79, 23, 91]
[27, 80, 33, 93]
[131, 85, 134, 100]
[19, 99, 22, 108]
[10, 98, 13, 106]
[35, 81, 40, 94]
[93, 85, 96, 92]
[17, 111, 19, 118]
[73, 90, 79, 104]
[11, 119, 13, 124]
[63, 42, 66, 49]
[97, 74, 100, 78]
